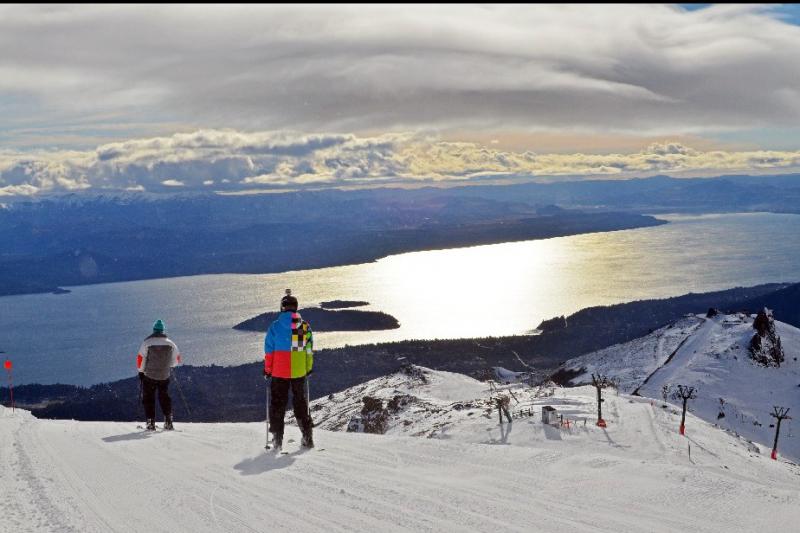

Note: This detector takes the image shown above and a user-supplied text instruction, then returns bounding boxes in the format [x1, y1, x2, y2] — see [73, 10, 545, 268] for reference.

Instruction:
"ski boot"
[301, 430, 315, 449]
[163, 414, 174, 431]
[145, 418, 156, 431]
[271, 432, 283, 451]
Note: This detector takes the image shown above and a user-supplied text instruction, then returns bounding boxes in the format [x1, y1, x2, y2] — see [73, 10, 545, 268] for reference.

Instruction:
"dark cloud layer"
[1, 4, 800, 145]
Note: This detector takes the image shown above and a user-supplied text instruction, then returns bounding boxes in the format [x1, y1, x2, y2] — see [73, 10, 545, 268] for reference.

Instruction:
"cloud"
[2, 129, 800, 196]
[1, 4, 800, 147]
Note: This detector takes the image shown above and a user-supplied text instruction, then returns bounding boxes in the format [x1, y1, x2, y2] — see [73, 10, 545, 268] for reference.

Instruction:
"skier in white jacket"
[136, 319, 182, 430]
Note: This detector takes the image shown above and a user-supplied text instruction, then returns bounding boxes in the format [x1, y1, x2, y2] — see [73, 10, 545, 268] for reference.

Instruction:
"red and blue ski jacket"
[264, 311, 313, 379]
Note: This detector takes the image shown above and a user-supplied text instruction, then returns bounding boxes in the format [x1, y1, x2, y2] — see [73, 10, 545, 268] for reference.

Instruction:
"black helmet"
[280, 288, 298, 312]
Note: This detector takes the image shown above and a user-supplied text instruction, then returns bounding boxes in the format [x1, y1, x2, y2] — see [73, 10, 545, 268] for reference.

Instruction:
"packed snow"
[3, 365, 800, 532]
[561, 312, 800, 461]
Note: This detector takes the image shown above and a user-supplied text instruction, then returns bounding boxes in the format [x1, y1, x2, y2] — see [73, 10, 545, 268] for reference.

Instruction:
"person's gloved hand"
[263, 370, 271, 380]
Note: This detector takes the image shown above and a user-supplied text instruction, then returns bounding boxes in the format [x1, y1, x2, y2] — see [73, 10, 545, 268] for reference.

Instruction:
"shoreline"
[7, 281, 793, 396]
[9, 210, 800, 300]
[0, 212, 664, 298]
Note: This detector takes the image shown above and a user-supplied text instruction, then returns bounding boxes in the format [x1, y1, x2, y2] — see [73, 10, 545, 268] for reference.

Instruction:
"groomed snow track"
[3, 384, 799, 532]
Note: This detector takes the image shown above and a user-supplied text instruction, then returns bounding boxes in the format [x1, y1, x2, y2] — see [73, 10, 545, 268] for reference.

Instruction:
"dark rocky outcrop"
[387, 394, 416, 413]
[399, 362, 428, 383]
[357, 396, 389, 434]
[749, 308, 785, 367]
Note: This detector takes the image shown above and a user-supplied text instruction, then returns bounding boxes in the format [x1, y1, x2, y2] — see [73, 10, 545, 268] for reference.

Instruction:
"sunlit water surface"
[2, 212, 799, 385]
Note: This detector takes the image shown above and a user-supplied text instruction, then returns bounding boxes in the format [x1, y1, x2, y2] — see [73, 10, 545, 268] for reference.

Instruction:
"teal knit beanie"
[153, 319, 165, 333]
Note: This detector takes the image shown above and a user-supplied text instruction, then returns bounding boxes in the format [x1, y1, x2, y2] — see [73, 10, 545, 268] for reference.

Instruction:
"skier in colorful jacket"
[137, 319, 181, 431]
[264, 290, 314, 449]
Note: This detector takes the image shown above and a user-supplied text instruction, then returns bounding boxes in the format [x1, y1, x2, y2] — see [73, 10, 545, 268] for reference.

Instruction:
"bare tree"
[770, 406, 791, 460]
[673, 385, 697, 435]
[495, 395, 512, 425]
[591, 373, 612, 427]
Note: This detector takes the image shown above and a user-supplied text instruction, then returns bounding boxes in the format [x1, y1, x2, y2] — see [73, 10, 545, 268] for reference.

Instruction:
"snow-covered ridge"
[559, 312, 800, 461]
[303, 365, 576, 440]
[301, 365, 491, 437]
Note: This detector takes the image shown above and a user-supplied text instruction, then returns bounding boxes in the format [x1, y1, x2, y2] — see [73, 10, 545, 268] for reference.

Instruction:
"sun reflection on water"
[2, 212, 800, 385]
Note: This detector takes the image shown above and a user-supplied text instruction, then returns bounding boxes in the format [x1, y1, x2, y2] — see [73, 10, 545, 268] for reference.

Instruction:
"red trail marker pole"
[3, 359, 13, 412]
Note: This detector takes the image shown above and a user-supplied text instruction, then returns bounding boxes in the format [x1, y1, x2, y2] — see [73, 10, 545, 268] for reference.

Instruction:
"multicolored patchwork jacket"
[264, 311, 313, 379]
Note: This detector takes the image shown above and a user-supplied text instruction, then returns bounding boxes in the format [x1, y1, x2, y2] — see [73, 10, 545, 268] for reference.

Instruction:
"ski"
[136, 425, 180, 433]
[270, 447, 324, 455]
[264, 445, 286, 454]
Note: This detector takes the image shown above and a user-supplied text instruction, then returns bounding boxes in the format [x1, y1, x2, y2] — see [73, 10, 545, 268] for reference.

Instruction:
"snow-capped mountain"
[4, 365, 800, 532]
[558, 311, 800, 461]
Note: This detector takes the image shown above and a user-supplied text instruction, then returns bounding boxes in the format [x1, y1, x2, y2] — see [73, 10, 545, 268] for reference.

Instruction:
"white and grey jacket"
[136, 333, 181, 380]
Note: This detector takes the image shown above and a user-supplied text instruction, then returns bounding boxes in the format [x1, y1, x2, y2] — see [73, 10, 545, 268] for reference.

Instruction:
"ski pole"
[305, 375, 311, 418]
[173, 369, 192, 420]
[265, 377, 271, 449]
[138, 374, 144, 426]
[305, 353, 313, 426]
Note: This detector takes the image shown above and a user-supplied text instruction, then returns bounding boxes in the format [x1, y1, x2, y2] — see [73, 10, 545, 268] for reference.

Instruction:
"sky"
[1, 3, 800, 196]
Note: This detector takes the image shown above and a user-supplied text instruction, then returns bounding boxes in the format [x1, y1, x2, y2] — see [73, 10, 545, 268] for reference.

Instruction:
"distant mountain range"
[0, 188, 662, 296]
[3, 173, 799, 297]
[449, 173, 800, 214]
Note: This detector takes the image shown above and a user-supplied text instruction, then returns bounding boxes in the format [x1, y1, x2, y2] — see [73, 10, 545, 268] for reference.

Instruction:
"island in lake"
[234, 306, 400, 332]
[319, 300, 369, 309]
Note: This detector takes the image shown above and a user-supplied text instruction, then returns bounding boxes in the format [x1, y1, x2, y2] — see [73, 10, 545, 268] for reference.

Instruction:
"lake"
[2, 212, 799, 385]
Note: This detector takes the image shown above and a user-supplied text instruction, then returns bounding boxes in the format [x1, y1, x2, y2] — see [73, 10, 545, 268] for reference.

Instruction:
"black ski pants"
[270, 376, 312, 438]
[141, 374, 172, 420]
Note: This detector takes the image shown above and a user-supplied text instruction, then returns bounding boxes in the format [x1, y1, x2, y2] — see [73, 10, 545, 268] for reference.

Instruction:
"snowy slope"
[4, 370, 800, 533]
[560, 312, 800, 461]
[560, 315, 706, 392]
